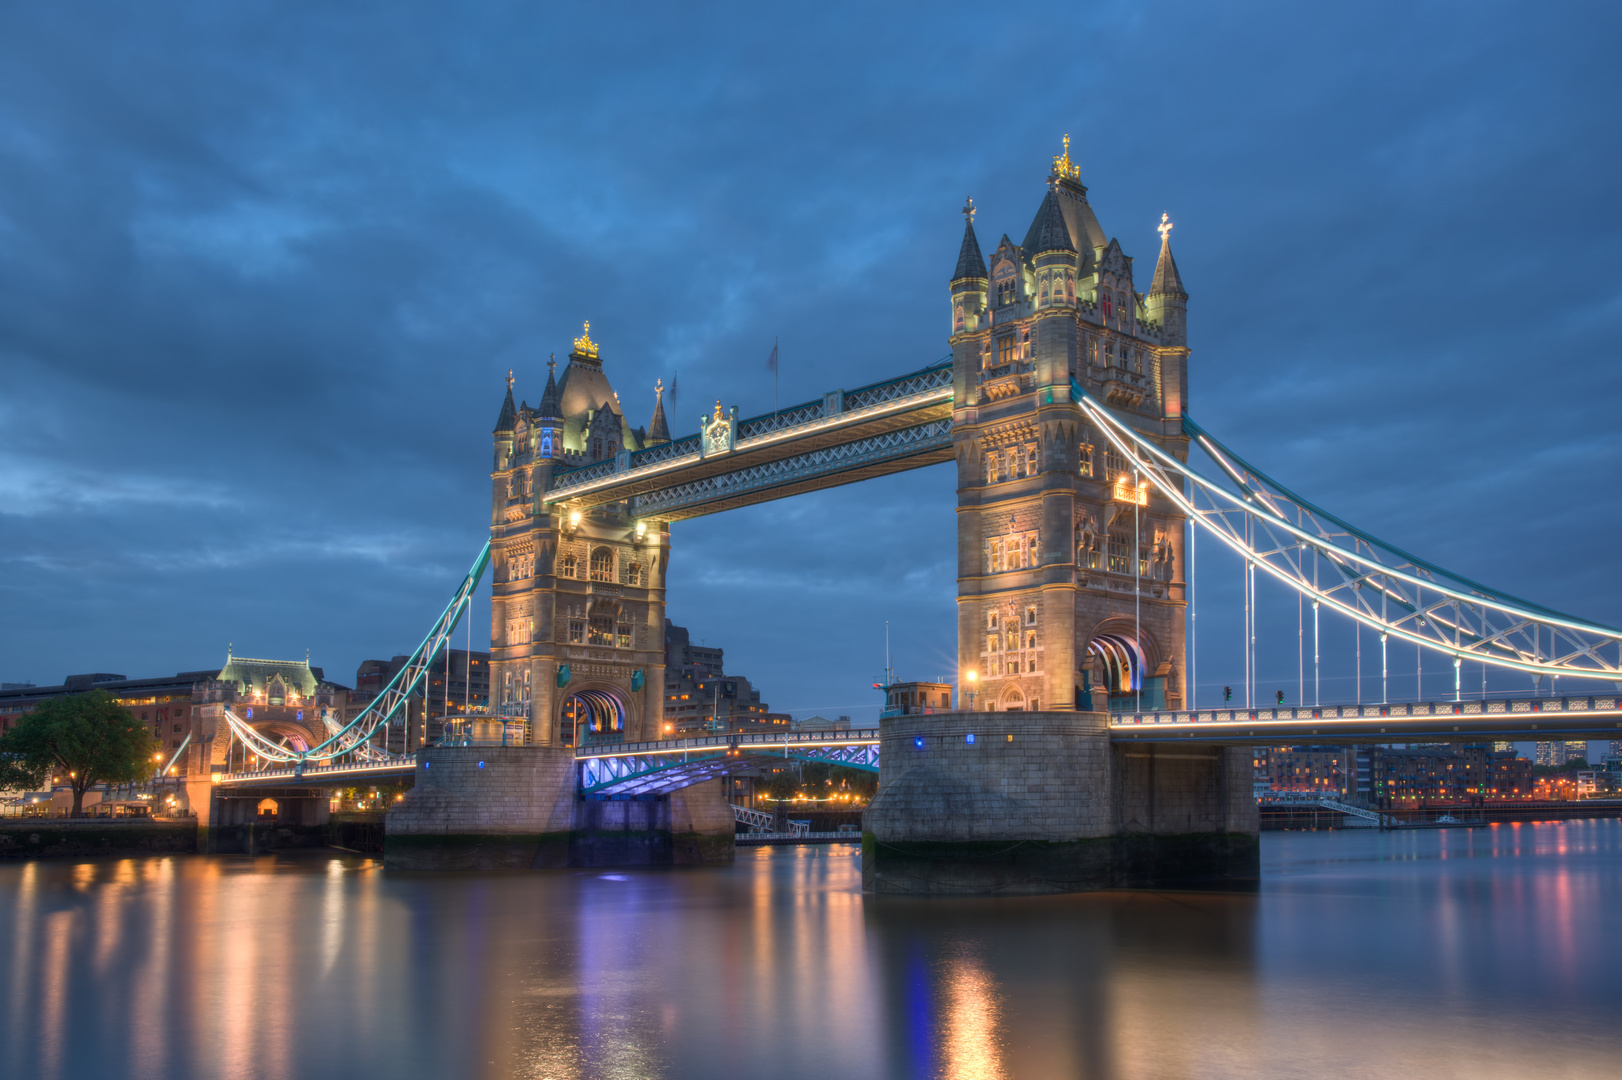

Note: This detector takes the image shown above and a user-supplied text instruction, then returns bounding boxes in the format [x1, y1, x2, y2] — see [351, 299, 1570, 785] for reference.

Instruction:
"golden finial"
[573, 320, 599, 359]
[963, 196, 976, 224]
[655, 378, 664, 402]
[713, 399, 724, 423]
[1158, 212, 1173, 245]
[505, 368, 514, 391]
[1053, 134, 1080, 181]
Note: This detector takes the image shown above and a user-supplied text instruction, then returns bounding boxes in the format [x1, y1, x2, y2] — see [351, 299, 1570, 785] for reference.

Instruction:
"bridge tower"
[489, 325, 671, 747]
[951, 138, 1190, 715]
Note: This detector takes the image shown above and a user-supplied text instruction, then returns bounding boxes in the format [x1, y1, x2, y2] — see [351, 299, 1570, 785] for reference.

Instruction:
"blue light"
[477, 761, 485, 769]
[966, 733, 975, 744]
[424, 761, 431, 769]
[913, 736, 925, 749]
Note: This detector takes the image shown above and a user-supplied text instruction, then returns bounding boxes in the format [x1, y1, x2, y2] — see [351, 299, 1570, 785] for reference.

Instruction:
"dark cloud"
[2, 1, 1620, 729]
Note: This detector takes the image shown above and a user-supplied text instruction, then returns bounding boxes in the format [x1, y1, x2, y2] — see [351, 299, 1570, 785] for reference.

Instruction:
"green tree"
[0, 691, 159, 815]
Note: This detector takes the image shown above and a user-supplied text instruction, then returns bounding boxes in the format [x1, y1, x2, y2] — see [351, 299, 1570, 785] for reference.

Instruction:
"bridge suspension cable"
[221, 542, 492, 766]
[1073, 382, 1622, 687]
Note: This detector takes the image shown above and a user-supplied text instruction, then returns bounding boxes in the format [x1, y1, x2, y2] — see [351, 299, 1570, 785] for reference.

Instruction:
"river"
[3, 821, 1621, 1079]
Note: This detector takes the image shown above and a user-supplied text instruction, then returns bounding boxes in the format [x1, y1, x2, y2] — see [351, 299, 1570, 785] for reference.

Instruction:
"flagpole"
[773, 337, 779, 417]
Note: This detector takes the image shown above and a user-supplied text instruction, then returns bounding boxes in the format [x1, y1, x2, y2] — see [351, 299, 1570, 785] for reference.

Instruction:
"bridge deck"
[1108, 694, 1622, 744]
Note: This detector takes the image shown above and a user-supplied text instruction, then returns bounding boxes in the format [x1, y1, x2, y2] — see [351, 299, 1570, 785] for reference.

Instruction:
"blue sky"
[2, 1, 1620, 734]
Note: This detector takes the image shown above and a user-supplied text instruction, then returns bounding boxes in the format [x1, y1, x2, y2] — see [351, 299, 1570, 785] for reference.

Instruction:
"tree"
[0, 691, 159, 815]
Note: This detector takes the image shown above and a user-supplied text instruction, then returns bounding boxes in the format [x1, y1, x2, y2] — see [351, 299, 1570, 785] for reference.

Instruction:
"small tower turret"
[646, 379, 671, 447]
[950, 197, 989, 336]
[536, 354, 562, 460]
[1144, 213, 1188, 345]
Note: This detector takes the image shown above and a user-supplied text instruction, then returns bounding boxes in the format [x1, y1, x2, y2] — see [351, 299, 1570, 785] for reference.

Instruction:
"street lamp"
[965, 670, 977, 711]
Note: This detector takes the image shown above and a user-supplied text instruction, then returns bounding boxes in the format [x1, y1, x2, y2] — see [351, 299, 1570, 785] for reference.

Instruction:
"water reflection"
[0, 825, 1620, 1078]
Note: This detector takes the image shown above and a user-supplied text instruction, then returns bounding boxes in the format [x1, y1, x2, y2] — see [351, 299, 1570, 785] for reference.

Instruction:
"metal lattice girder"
[1074, 382, 1622, 683]
[546, 362, 953, 516]
[632, 419, 952, 519]
[221, 542, 492, 765]
[577, 730, 880, 795]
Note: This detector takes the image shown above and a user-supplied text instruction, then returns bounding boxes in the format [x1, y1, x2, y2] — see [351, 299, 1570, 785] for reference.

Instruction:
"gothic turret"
[950, 197, 989, 336]
[494, 370, 517, 434]
[1144, 213, 1188, 347]
[646, 379, 671, 446]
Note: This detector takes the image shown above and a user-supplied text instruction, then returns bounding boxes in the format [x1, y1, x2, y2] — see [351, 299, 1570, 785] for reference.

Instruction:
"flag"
[669, 370, 678, 407]
[766, 341, 778, 371]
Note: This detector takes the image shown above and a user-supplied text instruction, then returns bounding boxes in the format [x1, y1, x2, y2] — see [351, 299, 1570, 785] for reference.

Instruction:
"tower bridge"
[200, 136, 1622, 892]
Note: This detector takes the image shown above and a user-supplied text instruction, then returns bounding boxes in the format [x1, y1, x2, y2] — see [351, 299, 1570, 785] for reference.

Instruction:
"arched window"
[954, 303, 964, 332]
[541, 434, 553, 458]
[560, 554, 577, 578]
[590, 547, 614, 582]
[1027, 536, 1039, 567]
[989, 539, 1002, 573]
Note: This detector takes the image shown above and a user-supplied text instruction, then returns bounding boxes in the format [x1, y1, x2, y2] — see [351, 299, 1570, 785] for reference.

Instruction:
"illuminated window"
[1108, 532, 1129, 574]
[1105, 448, 1127, 480]
[1025, 606, 1037, 626]
[987, 611, 999, 630]
[588, 616, 614, 645]
[1025, 445, 1037, 476]
[589, 548, 614, 582]
[616, 623, 632, 648]
[988, 635, 999, 654]
[568, 620, 585, 644]
[1078, 442, 1093, 477]
[997, 335, 1016, 366]
[954, 303, 964, 332]
[624, 562, 644, 587]
[988, 539, 1002, 573]
[560, 554, 577, 578]
[1026, 536, 1038, 567]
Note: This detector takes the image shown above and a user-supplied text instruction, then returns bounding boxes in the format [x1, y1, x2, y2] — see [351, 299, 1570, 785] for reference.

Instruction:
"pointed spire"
[952, 197, 987, 282]
[647, 378, 670, 446]
[494, 369, 517, 433]
[1148, 213, 1187, 299]
[538, 353, 562, 418]
[1024, 187, 1076, 255]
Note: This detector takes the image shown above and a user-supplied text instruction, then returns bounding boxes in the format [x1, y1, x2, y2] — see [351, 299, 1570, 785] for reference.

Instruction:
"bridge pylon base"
[861, 711, 1258, 895]
[383, 745, 735, 870]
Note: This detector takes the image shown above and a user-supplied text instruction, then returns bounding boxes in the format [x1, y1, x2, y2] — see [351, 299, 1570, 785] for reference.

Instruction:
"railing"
[577, 728, 879, 758]
[1107, 693, 1621, 727]
[216, 757, 416, 785]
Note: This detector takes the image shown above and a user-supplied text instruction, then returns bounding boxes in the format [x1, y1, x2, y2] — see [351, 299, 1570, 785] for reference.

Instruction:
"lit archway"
[562, 688, 626, 746]
[997, 684, 1026, 712]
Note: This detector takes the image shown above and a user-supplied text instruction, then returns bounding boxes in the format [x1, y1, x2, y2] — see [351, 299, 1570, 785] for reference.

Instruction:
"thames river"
[3, 823, 1622, 1079]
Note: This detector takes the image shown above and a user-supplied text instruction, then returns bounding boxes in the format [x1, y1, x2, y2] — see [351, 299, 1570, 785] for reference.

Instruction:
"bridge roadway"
[209, 692, 1621, 792]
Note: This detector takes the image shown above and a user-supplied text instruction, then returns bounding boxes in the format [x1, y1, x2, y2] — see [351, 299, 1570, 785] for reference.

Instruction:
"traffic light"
[1275, 690, 1284, 705]
[1223, 686, 1232, 703]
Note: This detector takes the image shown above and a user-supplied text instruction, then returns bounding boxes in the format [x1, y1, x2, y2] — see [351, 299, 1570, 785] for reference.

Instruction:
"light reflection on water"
[1, 823, 1621, 1079]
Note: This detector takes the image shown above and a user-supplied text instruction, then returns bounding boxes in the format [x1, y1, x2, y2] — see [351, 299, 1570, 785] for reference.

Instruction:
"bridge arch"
[559, 683, 636, 746]
[1082, 617, 1161, 711]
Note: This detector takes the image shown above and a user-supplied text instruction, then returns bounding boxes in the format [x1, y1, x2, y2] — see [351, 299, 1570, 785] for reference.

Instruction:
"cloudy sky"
[2, 1, 1620, 729]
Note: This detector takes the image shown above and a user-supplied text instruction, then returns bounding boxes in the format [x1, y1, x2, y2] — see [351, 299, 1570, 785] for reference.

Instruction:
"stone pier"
[862, 711, 1257, 894]
[383, 744, 735, 870]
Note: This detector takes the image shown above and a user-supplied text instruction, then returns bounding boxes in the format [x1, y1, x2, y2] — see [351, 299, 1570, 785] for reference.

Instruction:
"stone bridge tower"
[488, 324, 671, 746]
[950, 138, 1190, 715]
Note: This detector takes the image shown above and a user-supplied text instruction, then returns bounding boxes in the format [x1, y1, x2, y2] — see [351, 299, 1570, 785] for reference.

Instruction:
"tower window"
[1079, 442, 1094, 477]
[624, 562, 644, 587]
[590, 548, 614, 582]
[568, 620, 584, 644]
[997, 336, 1016, 367]
[1026, 606, 1037, 626]
[1108, 532, 1129, 574]
[560, 554, 578, 578]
